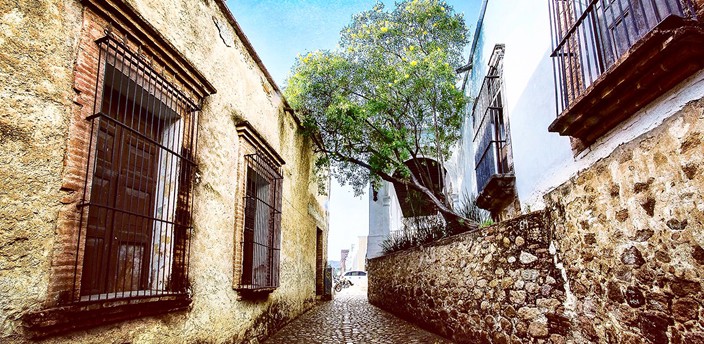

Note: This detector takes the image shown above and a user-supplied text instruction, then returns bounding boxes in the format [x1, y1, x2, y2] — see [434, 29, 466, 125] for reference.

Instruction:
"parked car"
[342, 270, 367, 287]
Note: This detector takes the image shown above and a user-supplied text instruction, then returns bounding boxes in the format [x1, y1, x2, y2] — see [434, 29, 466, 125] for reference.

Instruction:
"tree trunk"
[382, 172, 478, 234]
[438, 207, 478, 235]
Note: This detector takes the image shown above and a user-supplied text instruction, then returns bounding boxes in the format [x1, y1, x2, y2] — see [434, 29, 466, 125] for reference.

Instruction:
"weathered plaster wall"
[369, 99, 704, 343]
[0, 0, 83, 337]
[368, 212, 574, 343]
[1, 0, 327, 342]
[544, 99, 704, 343]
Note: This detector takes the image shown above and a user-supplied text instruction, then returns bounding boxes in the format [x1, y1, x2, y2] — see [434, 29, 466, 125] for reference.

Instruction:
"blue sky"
[226, 0, 483, 259]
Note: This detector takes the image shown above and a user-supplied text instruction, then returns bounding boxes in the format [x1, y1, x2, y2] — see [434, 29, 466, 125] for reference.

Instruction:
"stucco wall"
[0, 0, 327, 342]
[0, 0, 84, 338]
[369, 98, 704, 343]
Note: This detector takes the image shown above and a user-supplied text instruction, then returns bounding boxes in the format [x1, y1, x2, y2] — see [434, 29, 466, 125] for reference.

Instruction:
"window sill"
[22, 294, 191, 339]
[549, 16, 704, 150]
[235, 286, 277, 299]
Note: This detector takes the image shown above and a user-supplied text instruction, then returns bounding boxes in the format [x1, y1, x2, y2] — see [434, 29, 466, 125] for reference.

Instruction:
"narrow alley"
[4, 0, 704, 343]
[263, 286, 451, 344]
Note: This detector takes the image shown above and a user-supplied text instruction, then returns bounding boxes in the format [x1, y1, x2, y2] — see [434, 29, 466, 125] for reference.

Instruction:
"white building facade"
[369, 0, 704, 256]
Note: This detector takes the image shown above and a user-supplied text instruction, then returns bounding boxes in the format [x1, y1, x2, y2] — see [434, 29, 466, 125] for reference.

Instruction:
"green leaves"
[284, 0, 469, 197]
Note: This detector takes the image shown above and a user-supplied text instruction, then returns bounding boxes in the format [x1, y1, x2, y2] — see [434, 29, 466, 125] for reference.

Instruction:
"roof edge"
[214, 1, 300, 124]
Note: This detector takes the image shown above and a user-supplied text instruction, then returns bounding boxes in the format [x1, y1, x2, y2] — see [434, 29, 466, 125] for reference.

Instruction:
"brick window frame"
[233, 122, 285, 295]
[23, 0, 215, 337]
[75, 33, 200, 301]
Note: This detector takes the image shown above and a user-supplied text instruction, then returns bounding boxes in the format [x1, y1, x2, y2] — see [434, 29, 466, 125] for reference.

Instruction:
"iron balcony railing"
[473, 45, 512, 194]
[549, 0, 697, 115]
[474, 108, 511, 193]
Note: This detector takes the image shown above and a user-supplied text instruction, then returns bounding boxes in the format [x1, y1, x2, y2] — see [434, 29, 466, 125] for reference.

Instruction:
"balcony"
[472, 45, 517, 213]
[548, 0, 704, 148]
[391, 158, 446, 217]
[474, 110, 516, 212]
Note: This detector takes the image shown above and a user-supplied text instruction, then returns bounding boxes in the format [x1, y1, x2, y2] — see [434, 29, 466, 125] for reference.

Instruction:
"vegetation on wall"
[284, 0, 471, 228]
[380, 215, 447, 254]
[455, 192, 493, 228]
[380, 193, 491, 254]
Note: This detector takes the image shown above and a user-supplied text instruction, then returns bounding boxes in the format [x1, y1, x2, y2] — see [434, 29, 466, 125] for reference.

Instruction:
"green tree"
[285, 0, 471, 227]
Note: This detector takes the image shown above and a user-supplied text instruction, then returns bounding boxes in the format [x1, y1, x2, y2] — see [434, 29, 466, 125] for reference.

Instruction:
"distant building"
[368, 183, 403, 259]
[327, 260, 341, 276]
[340, 249, 350, 274]
[347, 236, 368, 271]
[347, 244, 357, 271]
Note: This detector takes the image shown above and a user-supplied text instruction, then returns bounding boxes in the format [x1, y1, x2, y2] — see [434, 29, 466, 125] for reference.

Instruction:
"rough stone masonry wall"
[369, 99, 704, 343]
[368, 212, 574, 343]
[543, 98, 704, 343]
[0, 0, 327, 342]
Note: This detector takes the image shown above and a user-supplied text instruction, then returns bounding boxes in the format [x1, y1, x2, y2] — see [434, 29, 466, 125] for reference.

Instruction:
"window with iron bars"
[472, 45, 513, 194]
[238, 154, 283, 291]
[73, 34, 198, 303]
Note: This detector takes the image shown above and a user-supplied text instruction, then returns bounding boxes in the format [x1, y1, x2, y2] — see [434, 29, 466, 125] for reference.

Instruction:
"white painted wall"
[465, 0, 704, 210]
[453, 0, 573, 211]
[493, 0, 573, 208]
[368, 0, 704, 254]
[367, 182, 403, 259]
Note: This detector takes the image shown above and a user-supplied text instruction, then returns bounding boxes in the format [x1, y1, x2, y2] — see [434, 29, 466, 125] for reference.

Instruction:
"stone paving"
[263, 285, 452, 344]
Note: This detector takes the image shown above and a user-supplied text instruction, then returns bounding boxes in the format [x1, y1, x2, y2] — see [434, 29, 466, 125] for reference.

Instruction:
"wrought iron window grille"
[238, 153, 283, 291]
[70, 34, 199, 304]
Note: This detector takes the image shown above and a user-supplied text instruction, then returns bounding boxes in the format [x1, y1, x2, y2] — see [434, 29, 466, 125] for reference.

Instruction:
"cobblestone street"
[263, 286, 452, 344]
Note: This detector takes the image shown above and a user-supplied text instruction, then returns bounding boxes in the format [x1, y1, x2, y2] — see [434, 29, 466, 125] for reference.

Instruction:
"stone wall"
[368, 99, 704, 343]
[544, 98, 704, 343]
[368, 212, 574, 343]
[0, 0, 327, 342]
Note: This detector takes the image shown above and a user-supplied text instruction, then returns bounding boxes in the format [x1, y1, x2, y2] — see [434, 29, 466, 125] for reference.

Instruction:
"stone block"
[519, 251, 538, 264]
[528, 321, 549, 338]
[672, 298, 699, 322]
